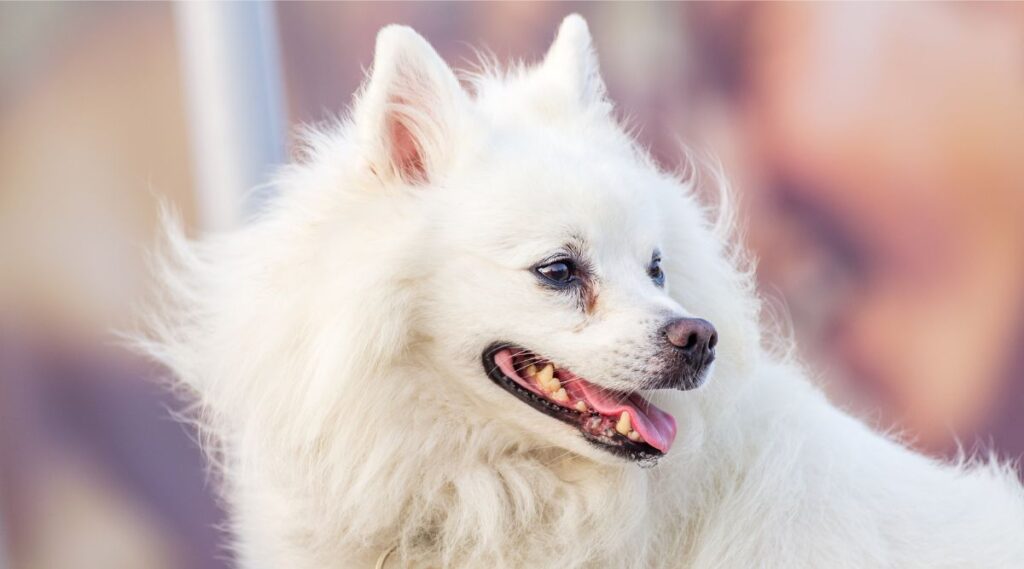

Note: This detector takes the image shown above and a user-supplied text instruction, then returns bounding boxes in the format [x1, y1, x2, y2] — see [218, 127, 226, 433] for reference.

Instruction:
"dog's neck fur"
[228, 360, 711, 569]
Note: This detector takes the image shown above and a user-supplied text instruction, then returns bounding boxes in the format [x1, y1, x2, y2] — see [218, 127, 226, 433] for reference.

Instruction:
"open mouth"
[482, 343, 677, 463]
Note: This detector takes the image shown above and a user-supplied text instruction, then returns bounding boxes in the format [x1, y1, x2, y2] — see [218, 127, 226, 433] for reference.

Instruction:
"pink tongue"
[570, 374, 677, 454]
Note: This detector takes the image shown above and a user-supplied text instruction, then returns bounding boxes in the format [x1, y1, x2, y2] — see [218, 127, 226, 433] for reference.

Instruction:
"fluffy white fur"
[141, 15, 1024, 569]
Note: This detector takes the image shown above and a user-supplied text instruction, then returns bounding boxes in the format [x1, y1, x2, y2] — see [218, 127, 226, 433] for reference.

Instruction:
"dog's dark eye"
[648, 256, 665, 287]
[536, 260, 576, 286]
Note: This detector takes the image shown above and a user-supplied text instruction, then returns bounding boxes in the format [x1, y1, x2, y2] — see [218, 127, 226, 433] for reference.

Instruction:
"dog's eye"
[648, 256, 665, 287]
[536, 260, 576, 286]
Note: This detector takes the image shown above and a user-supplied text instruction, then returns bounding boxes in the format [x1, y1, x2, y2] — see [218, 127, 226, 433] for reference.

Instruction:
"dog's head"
[316, 16, 759, 466]
[347, 16, 758, 465]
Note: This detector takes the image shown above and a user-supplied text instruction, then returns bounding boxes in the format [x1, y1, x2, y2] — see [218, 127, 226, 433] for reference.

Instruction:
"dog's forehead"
[480, 127, 654, 202]
[445, 138, 666, 261]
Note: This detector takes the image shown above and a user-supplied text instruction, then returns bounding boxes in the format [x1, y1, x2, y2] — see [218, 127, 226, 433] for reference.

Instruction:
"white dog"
[143, 15, 1024, 569]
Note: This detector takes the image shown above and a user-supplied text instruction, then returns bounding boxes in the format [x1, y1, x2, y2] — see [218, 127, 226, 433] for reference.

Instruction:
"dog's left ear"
[538, 14, 608, 111]
[354, 25, 467, 186]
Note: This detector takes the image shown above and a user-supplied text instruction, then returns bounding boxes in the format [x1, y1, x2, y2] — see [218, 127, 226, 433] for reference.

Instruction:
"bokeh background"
[2, 2, 1023, 568]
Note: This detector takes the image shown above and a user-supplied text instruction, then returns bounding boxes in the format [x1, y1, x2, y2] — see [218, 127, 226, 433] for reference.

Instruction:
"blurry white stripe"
[175, 2, 287, 231]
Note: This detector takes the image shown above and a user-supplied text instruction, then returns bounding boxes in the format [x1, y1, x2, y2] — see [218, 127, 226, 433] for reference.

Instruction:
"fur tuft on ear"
[354, 25, 466, 186]
[539, 14, 608, 109]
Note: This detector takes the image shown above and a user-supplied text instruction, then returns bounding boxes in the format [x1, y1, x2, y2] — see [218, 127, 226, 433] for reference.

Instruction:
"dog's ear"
[354, 25, 466, 186]
[539, 14, 608, 110]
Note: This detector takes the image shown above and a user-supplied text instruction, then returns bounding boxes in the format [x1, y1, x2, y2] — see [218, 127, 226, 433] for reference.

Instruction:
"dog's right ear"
[353, 26, 467, 186]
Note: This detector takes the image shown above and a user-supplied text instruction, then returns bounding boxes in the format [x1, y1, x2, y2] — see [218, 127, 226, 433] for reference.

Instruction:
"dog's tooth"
[526, 364, 537, 378]
[536, 363, 553, 382]
[574, 401, 588, 413]
[536, 364, 557, 392]
[627, 430, 642, 442]
[615, 412, 632, 436]
[551, 388, 569, 403]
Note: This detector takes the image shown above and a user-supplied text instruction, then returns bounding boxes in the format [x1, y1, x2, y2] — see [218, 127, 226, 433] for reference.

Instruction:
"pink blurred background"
[1, 3, 1022, 568]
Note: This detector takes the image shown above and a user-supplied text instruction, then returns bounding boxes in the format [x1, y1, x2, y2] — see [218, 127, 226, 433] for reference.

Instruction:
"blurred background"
[1, 2, 1023, 568]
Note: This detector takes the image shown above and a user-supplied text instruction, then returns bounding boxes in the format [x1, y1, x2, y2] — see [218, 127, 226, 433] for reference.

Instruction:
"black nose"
[663, 317, 717, 366]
